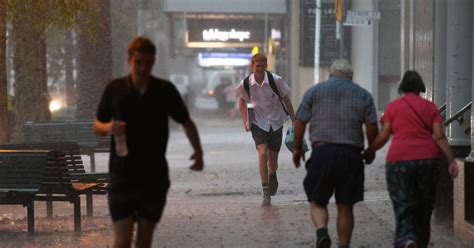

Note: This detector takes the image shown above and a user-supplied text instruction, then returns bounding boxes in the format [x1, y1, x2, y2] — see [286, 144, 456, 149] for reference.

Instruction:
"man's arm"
[238, 96, 250, 131]
[366, 122, 379, 147]
[182, 118, 204, 171]
[292, 120, 307, 168]
[363, 122, 383, 164]
[94, 119, 126, 138]
[362, 94, 379, 164]
[282, 96, 296, 121]
[93, 119, 113, 136]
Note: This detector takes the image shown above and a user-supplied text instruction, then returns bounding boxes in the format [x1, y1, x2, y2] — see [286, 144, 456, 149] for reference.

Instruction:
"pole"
[339, 22, 344, 58]
[314, 0, 321, 84]
[138, 0, 144, 35]
[264, 13, 268, 53]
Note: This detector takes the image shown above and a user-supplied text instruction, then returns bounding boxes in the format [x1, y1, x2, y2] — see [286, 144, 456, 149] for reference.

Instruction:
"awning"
[163, 0, 287, 14]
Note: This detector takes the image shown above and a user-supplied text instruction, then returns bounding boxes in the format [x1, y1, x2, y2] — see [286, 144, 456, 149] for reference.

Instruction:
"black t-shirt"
[96, 75, 189, 189]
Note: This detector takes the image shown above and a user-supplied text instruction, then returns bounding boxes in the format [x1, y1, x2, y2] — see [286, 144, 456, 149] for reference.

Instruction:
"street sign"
[299, 0, 351, 66]
[344, 19, 373, 26]
[344, 10, 380, 26]
[346, 10, 380, 20]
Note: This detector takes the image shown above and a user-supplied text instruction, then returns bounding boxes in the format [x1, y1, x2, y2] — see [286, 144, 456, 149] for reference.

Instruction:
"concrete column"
[453, 2, 474, 238]
[138, 0, 145, 35]
[446, 0, 471, 149]
[351, 0, 379, 108]
[465, 1, 474, 220]
[433, 0, 447, 106]
[470, 1, 474, 160]
[288, 0, 301, 105]
[456, 3, 474, 232]
[432, 0, 453, 225]
[400, 0, 415, 74]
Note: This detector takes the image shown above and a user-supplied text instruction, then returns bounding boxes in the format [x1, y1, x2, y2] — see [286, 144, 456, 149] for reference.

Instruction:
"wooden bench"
[32, 149, 110, 232]
[0, 143, 108, 218]
[0, 150, 48, 236]
[22, 121, 111, 172]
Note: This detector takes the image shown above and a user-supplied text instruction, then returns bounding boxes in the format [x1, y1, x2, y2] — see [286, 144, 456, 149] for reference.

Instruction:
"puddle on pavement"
[197, 191, 247, 197]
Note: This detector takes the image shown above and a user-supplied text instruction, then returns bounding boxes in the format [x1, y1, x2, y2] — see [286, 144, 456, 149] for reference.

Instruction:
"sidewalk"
[0, 116, 468, 247]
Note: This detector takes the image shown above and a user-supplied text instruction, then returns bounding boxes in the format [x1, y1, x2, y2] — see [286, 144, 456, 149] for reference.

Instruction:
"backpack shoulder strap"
[243, 75, 251, 98]
[266, 71, 289, 115]
[266, 71, 282, 98]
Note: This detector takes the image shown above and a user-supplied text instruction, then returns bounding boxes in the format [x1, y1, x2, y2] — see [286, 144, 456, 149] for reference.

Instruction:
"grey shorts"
[250, 124, 283, 152]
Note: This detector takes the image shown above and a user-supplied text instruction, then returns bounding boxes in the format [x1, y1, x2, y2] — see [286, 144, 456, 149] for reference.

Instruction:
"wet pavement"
[0, 111, 471, 247]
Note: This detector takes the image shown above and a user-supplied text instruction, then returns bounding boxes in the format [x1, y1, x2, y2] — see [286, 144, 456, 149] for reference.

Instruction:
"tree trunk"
[0, 0, 8, 143]
[64, 31, 76, 106]
[76, 0, 113, 120]
[111, 0, 138, 77]
[11, 3, 50, 141]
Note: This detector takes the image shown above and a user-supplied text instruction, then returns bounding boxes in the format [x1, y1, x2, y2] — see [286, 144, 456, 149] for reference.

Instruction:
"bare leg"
[136, 219, 157, 248]
[257, 144, 271, 205]
[336, 203, 354, 247]
[310, 202, 329, 229]
[256, 144, 269, 183]
[268, 150, 279, 174]
[268, 150, 279, 196]
[311, 202, 332, 247]
[112, 217, 135, 248]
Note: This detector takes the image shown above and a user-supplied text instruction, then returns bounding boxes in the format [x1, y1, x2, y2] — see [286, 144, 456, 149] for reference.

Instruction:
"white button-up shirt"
[236, 72, 291, 131]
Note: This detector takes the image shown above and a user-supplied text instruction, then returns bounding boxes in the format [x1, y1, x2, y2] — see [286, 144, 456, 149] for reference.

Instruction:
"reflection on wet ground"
[0, 215, 112, 247]
[0, 111, 471, 247]
[260, 205, 281, 221]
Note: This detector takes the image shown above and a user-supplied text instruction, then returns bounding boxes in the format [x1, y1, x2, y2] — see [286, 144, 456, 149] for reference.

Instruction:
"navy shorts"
[250, 124, 283, 152]
[107, 181, 170, 223]
[303, 143, 364, 206]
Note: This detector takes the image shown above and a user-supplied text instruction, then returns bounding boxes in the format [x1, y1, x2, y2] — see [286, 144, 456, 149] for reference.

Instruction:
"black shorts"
[303, 143, 364, 206]
[250, 124, 283, 152]
[108, 182, 170, 223]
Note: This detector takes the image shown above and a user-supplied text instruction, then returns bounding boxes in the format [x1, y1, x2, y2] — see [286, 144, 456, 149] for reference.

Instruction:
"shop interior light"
[198, 52, 251, 67]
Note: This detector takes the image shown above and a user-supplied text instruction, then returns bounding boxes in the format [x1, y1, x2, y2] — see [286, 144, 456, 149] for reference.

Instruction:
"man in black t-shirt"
[94, 37, 204, 248]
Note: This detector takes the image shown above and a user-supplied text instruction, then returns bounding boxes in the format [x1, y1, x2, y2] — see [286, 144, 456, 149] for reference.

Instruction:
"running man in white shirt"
[236, 53, 296, 206]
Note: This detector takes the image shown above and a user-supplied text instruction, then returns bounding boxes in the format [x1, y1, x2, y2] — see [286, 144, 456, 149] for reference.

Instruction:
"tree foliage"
[75, 0, 112, 120]
[4, 0, 99, 141]
[6, 0, 97, 36]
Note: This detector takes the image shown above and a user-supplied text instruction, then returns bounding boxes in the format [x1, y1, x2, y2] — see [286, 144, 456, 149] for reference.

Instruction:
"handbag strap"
[401, 97, 431, 131]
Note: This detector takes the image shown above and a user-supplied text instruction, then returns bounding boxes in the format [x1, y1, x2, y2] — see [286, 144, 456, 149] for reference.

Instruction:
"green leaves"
[6, 0, 98, 36]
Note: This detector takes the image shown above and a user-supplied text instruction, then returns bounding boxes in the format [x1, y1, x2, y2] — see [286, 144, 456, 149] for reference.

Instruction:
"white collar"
[250, 73, 269, 86]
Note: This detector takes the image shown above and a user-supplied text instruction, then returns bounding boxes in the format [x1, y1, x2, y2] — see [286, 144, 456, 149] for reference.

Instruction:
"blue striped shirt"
[296, 76, 377, 148]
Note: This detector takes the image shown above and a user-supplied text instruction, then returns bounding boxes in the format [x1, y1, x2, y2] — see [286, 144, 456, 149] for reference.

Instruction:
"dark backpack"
[243, 71, 289, 115]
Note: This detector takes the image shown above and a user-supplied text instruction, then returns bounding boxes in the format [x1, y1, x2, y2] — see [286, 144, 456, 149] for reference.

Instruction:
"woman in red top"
[364, 70, 459, 248]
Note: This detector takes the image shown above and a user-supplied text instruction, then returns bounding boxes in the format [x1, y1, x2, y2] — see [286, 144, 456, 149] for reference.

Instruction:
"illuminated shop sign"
[271, 29, 281, 40]
[186, 19, 264, 48]
[197, 52, 253, 67]
[203, 29, 251, 42]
